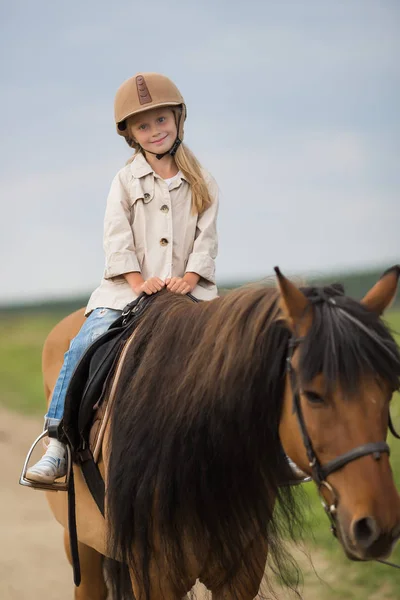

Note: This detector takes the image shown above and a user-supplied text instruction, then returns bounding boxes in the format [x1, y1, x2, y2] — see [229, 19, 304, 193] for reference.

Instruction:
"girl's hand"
[136, 277, 165, 295]
[165, 277, 192, 295]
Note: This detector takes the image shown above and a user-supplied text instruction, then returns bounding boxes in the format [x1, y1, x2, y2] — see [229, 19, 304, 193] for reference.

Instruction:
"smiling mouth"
[151, 136, 168, 144]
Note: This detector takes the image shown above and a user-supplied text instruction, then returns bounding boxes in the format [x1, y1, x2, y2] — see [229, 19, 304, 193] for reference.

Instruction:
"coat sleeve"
[185, 174, 219, 285]
[103, 171, 141, 279]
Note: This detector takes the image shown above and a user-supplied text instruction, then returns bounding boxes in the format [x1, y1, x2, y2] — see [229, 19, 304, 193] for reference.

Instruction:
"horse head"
[277, 266, 400, 562]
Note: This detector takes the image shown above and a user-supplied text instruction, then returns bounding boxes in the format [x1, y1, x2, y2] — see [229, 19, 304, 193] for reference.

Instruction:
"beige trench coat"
[86, 153, 219, 314]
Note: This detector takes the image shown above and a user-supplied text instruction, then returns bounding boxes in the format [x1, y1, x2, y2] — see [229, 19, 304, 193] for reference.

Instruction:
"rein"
[286, 295, 400, 570]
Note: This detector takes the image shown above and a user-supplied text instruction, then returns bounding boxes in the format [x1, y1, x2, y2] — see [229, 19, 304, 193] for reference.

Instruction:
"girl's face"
[127, 107, 178, 154]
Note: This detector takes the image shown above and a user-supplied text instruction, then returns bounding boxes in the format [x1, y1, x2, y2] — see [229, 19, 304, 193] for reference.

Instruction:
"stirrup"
[19, 430, 72, 492]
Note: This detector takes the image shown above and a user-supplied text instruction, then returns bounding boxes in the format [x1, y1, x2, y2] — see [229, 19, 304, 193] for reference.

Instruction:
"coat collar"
[129, 152, 188, 183]
[130, 153, 154, 179]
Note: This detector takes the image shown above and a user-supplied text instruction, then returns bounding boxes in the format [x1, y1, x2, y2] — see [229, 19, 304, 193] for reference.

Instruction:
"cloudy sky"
[1, 0, 399, 303]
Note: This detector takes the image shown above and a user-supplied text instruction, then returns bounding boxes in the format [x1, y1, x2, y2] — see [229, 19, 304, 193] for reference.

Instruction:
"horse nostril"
[351, 517, 380, 549]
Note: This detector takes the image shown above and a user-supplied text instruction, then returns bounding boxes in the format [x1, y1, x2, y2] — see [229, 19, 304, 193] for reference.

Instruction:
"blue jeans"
[45, 307, 122, 426]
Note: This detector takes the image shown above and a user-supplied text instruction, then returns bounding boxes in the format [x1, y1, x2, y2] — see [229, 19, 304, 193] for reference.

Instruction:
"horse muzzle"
[339, 515, 400, 561]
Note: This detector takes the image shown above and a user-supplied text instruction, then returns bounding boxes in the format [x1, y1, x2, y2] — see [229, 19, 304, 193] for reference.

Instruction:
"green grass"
[1, 308, 400, 599]
[0, 311, 66, 414]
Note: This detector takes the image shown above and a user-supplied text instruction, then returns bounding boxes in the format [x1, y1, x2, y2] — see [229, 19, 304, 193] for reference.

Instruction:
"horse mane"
[106, 282, 400, 599]
[298, 285, 400, 395]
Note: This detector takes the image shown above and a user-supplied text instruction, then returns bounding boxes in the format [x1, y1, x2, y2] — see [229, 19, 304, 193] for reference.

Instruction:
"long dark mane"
[106, 282, 400, 599]
[298, 285, 400, 394]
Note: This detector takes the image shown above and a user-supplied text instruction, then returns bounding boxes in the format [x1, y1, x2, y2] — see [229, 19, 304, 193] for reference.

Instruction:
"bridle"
[285, 295, 400, 569]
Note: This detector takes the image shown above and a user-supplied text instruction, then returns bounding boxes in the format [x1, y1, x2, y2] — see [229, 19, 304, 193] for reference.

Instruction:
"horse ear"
[274, 266, 312, 333]
[361, 265, 400, 315]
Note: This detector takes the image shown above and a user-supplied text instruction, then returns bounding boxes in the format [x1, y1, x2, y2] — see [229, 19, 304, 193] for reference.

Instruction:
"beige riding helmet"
[115, 73, 187, 141]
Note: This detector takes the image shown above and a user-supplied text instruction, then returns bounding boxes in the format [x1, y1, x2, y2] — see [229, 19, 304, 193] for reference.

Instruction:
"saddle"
[61, 293, 155, 454]
[46, 294, 158, 514]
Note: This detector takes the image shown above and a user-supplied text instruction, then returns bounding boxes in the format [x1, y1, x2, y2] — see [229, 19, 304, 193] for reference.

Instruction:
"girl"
[27, 72, 219, 484]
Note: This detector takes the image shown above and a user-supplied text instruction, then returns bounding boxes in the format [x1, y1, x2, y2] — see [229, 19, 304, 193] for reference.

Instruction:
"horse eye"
[304, 391, 324, 404]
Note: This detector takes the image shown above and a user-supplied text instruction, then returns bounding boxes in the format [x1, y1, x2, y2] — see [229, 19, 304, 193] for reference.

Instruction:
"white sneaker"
[26, 452, 67, 484]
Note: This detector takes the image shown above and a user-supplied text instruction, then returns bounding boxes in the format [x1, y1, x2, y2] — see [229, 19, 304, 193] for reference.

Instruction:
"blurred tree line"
[0, 267, 398, 316]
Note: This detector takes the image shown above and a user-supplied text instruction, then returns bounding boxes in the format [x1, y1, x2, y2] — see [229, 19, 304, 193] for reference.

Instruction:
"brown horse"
[38, 267, 400, 599]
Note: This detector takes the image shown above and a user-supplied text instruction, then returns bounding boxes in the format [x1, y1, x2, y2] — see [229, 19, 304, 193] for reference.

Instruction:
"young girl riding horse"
[27, 72, 220, 484]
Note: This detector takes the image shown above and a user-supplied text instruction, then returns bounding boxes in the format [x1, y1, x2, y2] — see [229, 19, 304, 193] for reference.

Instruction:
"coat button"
[160, 238, 169, 246]
[160, 204, 169, 213]
[144, 193, 150, 200]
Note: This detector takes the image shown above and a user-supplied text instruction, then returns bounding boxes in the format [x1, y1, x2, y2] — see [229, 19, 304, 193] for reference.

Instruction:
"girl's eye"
[304, 391, 324, 405]
[138, 124, 147, 130]
[157, 117, 166, 123]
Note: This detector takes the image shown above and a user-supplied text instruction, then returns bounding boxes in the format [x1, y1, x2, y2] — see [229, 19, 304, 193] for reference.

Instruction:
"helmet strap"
[143, 137, 182, 160]
[156, 137, 182, 160]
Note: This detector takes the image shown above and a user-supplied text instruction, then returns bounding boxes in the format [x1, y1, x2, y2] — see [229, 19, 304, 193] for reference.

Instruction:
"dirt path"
[0, 406, 336, 600]
[0, 407, 71, 599]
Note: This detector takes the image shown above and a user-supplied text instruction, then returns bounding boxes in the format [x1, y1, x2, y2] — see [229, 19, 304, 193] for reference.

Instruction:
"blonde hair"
[124, 108, 212, 214]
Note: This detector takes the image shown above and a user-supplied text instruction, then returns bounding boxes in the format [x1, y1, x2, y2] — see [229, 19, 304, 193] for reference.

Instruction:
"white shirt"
[163, 171, 182, 187]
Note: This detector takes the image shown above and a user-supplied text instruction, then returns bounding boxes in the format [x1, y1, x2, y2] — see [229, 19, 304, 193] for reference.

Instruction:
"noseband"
[286, 293, 400, 568]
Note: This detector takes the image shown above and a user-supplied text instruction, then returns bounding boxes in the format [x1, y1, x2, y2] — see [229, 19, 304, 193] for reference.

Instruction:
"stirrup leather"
[19, 430, 72, 492]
